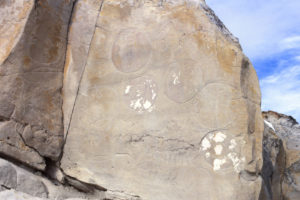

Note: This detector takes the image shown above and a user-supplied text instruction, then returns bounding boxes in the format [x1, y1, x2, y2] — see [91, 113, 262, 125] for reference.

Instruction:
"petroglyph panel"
[164, 60, 203, 103]
[62, 1, 264, 200]
[124, 76, 157, 113]
[200, 131, 246, 173]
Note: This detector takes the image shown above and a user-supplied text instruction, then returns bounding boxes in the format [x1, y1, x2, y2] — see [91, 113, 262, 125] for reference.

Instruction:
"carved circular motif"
[164, 60, 203, 103]
[112, 29, 152, 73]
[123, 76, 157, 113]
[199, 131, 245, 173]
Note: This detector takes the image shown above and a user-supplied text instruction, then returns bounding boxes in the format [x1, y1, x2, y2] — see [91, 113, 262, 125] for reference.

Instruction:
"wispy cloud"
[260, 64, 300, 122]
[280, 36, 300, 50]
[206, 0, 300, 60]
[206, 0, 300, 122]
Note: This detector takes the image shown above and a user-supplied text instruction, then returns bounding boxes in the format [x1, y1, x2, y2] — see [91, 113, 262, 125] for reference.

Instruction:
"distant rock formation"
[0, 0, 280, 199]
[260, 111, 300, 200]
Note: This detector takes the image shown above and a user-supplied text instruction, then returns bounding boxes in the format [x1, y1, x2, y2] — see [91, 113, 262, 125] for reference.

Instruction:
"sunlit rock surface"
[61, 0, 263, 199]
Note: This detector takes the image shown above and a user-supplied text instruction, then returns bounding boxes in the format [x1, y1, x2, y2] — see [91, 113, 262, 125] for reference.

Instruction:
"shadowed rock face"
[61, 0, 263, 199]
[261, 111, 300, 200]
[0, 0, 75, 170]
[1, 0, 265, 199]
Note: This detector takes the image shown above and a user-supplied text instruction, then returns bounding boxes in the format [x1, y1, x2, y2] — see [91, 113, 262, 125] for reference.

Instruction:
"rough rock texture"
[261, 111, 300, 200]
[260, 120, 285, 200]
[0, 158, 105, 199]
[0, 0, 75, 170]
[61, 0, 263, 199]
[0, 0, 267, 199]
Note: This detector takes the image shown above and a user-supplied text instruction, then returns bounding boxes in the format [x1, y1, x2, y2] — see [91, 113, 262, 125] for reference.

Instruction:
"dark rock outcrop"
[261, 111, 300, 200]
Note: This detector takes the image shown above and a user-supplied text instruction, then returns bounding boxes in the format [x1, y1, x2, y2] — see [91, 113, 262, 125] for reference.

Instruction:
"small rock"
[0, 159, 17, 189]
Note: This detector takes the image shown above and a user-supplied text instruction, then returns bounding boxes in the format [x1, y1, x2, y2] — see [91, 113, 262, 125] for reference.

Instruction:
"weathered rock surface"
[0, 0, 75, 169]
[61, 0, 263, 199]
[0, 158, 105, 200]
[261, 111, 300, 200]
[0, 0, 268, 199]
[260, 120, 285, 200]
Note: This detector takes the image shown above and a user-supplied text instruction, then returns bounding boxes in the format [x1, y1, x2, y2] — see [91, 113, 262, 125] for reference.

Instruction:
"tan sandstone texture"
[61, 0, 264, 199]
[0, 0, 75, 170]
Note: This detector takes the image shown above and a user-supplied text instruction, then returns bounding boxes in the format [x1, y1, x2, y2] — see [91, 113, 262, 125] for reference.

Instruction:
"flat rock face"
[0, 0, 75, 169]
[0, 0, 34, 65]
[61, 0, 263, 199]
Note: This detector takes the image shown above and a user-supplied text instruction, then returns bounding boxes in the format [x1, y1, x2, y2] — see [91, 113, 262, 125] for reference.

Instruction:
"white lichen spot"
[132, 98, 143, 110]
[125, 85, 131, 94]
[213, 158, 226, 171]
[201, 137, 211, 151]
[227, 152, 244, 173]
[147, 105, 154, 112]
[151, 90, 157, 100]
[229, 139, 237, 149]
[124, 77, 157, 113]
[205, 152, 210, 158]
[172, 72, 181, 85]
[143, 100, 152, 109]
[214, 145, 223, 155]
[213, 132, 227, 143]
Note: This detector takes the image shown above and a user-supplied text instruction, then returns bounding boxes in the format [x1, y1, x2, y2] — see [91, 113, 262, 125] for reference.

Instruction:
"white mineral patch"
[213, 158, 226, 171]
[205, 152, 210, 158]
[264, 120, 275, 131]
[132, 98, 142, 110]
[201, 137, 211, 151]
[213, 132, 227, 143]
[143, 100, 152, 109]
[229, 139, 237, 149]
[214, 145, 223, 155]
[125, 85, 131, 94]
[151, 90, 156, 100]
[227, 152, 245, 173]
[208, 133, 214, 140]
[172, 72, 181, 85]
[125, 77, 157, 113]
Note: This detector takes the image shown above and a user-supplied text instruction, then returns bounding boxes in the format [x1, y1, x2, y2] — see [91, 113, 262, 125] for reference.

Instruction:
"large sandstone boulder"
[261, 111, 300, 200]
[61, 0, 264, 199]
[0, 0, 267, 199]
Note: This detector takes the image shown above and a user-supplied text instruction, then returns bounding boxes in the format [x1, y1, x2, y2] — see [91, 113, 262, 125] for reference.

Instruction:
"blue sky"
[206, 0, 300, 122]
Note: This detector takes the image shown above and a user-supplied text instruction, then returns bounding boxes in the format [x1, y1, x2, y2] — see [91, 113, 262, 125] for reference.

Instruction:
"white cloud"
[260, 65, 300, 122]
[207, 0, 300, 122]
[280, 36, 300, 50]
